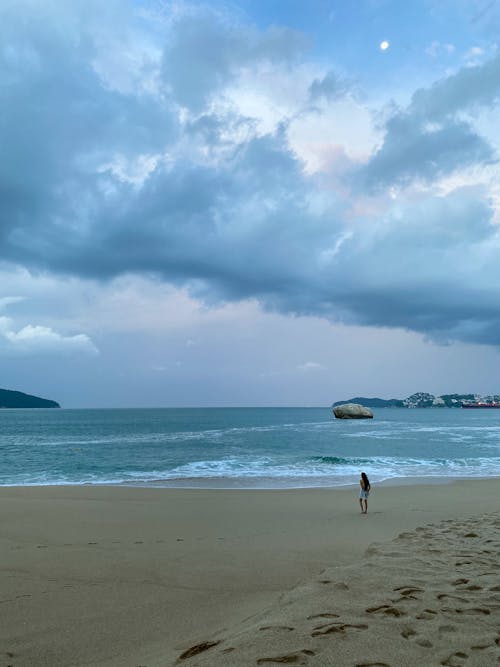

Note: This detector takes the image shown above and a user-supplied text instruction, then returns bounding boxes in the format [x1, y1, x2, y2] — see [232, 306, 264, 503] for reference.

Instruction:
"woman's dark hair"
[361, 472, 370, 490]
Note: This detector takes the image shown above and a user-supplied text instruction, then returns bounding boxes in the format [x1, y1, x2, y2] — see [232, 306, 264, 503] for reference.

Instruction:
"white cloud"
[0, 300, 98, 356]
[3, 323, 97, 355]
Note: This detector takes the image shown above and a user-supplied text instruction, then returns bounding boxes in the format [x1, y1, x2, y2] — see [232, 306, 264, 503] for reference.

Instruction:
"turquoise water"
[1, 407, 500, 487]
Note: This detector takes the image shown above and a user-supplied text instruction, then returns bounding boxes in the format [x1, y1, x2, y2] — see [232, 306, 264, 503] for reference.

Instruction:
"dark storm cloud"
[0, 0, 178, 249]
[23, 129, 343, 301]
[315, 189, 500, 345]
[2, 2, 500, 346]
[358, 117, 493, 190]
[356, 52, 500, 190]
[410, 51, 500, 120]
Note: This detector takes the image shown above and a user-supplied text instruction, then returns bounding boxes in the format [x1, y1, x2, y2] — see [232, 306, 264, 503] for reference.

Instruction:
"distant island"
[332, 392, 500, 408]
[0, 388, 60, 409]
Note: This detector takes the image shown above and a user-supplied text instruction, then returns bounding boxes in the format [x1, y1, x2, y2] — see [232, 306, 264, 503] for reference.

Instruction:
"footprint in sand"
[393, 586, 423, 600]
[401, 627, 432, 648]
[393, 585, 424, 595]
[401, 625, 433, 647]
[259, 626, 295, 632]
[415, 638, 433, 647]
[440, 651, 468, 666]
[366, 604, 406, 617]
[401, 627, 417, 639]
[256, 650, 314, 664]
[470, 641, 493, 650]
[416, 608, 438, 620]
[311, 622, 368, 637]
[178, 640, 220, 660]
[441, 606, 491, 616]
[307, 613, 339, 620]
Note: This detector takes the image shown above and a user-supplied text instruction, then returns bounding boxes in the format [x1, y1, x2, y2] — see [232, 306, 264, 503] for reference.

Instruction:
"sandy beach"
[1, 480, 499, 666]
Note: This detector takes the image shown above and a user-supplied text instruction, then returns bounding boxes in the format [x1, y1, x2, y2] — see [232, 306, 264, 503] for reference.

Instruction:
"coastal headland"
[1, 480, 499, 666]
[0, 388, 60, 408]
[332, 392, 500, 408]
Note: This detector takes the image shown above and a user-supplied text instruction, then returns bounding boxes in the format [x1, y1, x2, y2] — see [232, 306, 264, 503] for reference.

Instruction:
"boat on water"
[461, 403, 500, 408]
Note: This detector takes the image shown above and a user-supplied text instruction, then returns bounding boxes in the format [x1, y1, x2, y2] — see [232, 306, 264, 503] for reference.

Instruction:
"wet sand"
[0, 480, 498, 666]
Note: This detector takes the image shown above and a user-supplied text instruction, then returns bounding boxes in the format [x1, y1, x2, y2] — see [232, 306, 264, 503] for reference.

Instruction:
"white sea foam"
[36, 456, 498, 488]
[2, 407, 500, 488]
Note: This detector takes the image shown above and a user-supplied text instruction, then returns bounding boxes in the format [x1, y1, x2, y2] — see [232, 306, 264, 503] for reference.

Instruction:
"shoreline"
[1, 479, 499, 666]
[1, 473, 500, 490]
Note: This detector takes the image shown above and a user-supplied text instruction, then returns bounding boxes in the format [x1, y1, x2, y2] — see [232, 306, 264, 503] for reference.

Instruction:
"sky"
[1, 0, 500, 407]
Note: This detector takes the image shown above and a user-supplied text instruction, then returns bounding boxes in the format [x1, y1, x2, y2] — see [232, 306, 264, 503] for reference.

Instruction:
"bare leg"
[359, 498, 363, 512]
[363, 499, 368, 513]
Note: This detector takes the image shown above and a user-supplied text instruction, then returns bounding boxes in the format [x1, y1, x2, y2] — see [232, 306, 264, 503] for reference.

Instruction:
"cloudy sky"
[1, 0, 500, 407]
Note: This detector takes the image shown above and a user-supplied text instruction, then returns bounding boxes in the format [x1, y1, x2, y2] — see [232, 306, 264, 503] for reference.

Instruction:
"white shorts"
[360, 490, 369, 499]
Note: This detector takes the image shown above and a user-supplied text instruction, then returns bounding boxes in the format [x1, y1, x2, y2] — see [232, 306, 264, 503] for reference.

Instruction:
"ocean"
[1, 407, 499, 488]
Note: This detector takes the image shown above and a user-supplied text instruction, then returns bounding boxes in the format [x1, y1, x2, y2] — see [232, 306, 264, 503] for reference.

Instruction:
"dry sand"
[0, 480, 499, 666]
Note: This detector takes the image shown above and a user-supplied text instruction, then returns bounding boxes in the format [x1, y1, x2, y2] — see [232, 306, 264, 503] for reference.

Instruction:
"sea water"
[1, 407, 499, 488]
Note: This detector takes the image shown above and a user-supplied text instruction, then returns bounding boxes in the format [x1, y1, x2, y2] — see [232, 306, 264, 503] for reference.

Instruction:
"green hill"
[332, 396, 404, 408]
[0, 388, 60, 408]
[332, 392, 486, 408]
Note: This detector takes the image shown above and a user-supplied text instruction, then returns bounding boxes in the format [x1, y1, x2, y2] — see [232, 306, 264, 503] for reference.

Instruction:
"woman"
[359, 472, 371, 514]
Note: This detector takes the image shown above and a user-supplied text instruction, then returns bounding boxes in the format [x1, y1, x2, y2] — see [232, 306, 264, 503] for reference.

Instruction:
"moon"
[380, 40, 390, 51]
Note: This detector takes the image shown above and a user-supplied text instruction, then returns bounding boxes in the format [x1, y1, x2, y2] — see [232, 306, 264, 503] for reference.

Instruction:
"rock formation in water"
[333, 403, 373, 419]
